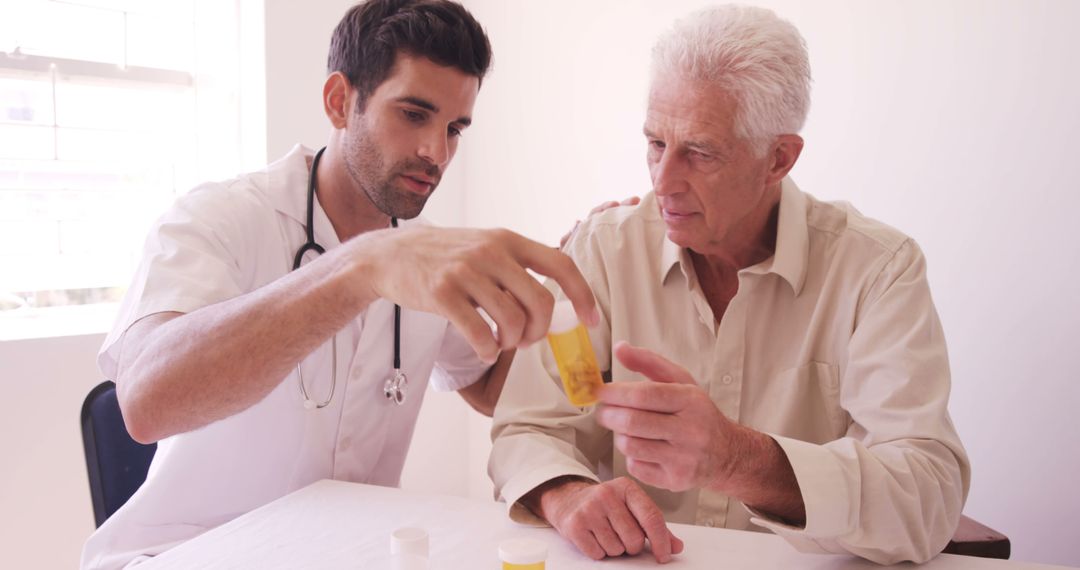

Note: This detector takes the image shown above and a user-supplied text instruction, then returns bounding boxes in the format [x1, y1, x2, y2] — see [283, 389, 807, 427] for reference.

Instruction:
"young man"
[81, 1, 597, 568]
[491, 5, 969, 565]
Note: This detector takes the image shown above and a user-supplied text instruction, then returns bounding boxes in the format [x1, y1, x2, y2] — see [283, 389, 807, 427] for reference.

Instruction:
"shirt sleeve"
[429, 322, 492, 392]
[98, 183, 255, 380]
[488, 223, 612, 521]
[748, 239, 971, 564]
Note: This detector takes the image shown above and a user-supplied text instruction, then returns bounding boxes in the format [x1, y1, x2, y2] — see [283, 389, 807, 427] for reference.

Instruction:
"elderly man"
[490, 4, 969, 565]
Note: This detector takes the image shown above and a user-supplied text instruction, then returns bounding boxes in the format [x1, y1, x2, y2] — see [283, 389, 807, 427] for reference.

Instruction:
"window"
[0, 0, 246, 339]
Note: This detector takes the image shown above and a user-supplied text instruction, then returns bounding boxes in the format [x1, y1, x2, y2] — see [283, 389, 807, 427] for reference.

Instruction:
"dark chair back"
[80, 380, 157, 527]
[943, 514, 1010, 559]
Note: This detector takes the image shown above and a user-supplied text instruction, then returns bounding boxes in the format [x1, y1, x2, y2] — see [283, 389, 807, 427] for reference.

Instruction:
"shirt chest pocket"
[750, 361, 846, 444]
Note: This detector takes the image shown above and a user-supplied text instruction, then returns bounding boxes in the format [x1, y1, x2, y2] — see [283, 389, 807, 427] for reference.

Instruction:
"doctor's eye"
[448, 125, 462, 138]
[403, 109, 427, 123]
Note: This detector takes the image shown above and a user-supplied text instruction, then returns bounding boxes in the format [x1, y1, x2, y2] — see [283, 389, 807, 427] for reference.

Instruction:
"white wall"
[457, 0, 1080, 566]
[0, 333, 107, 568]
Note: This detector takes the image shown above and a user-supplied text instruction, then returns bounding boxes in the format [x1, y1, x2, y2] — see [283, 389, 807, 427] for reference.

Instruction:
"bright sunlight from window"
[0, 0, 245, 339]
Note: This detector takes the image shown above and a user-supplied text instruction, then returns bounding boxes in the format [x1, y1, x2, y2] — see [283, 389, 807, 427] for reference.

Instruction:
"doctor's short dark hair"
[328, 0, 492, 112]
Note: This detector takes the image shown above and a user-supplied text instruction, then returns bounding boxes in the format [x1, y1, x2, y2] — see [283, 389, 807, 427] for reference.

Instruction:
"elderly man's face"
[644, 76, 777, 256]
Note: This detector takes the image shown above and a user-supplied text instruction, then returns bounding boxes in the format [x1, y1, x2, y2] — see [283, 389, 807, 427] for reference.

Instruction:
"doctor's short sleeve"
[429, 323, 490, 392]
[98, 182, 259, 379]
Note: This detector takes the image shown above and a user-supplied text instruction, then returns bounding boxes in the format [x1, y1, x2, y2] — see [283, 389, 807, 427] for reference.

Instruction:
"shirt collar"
[659, 225, 685, 286]
[657, 176, 809, 296]
[266, 144, 341, 250]
[749, 177, 809, 296]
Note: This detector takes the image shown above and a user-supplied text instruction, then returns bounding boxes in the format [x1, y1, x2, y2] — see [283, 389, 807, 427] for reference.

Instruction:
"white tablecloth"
[139, 480, 1068, 569]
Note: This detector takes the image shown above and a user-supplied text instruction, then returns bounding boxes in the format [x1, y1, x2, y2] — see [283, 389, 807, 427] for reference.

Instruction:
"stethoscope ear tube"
[293, 147, 328, 271]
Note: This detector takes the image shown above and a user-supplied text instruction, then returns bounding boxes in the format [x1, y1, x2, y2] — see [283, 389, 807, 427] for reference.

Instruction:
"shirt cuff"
[746, 434, 854, 548]
[500, 464, 600, 526]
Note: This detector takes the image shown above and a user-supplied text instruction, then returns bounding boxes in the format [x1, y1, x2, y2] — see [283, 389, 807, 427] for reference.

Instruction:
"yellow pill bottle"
[546, 300, 604, 407]
[498, 538, 547, 570]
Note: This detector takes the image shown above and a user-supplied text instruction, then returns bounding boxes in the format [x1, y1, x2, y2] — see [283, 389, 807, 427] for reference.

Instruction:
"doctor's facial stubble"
[344, 120, 442, 220]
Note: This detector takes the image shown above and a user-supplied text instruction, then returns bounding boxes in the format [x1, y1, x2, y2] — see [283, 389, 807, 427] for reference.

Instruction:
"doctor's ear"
[323, 72, 354, 129]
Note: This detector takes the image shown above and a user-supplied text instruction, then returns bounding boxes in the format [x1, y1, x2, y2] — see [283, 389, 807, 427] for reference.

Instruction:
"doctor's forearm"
[117, 240, 381, 443]
[456, 349, 515, 416]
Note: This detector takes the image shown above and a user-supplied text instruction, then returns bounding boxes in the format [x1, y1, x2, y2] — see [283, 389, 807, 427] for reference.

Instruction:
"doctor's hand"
[559, 196, 641, 250]
[522, 476, 684, 563]
[352, 226, 598, 363]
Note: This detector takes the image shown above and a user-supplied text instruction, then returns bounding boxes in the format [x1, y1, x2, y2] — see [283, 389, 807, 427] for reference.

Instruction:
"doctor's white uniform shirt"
[81, 145, 489, 570]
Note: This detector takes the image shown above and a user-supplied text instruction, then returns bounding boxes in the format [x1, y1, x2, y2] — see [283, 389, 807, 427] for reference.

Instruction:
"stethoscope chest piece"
[384, 369, 408, 405]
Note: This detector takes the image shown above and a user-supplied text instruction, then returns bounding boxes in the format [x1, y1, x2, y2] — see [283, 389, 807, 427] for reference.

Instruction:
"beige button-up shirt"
[489, 178, 970, 564]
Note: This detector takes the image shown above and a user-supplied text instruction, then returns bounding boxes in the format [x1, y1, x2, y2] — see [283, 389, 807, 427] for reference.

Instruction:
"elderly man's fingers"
[606, 501, 647, 556]
[624, 480, 675, 563]
[670, 531, 685, 555]
[613, 341, 696, 385]
[598, 406, 678, 439]
[597, 382, 690, 413]
[614, 433, 678, 463]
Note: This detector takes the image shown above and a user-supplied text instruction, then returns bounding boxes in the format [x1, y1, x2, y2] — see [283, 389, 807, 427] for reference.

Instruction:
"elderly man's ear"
[765, 134, 804, 185]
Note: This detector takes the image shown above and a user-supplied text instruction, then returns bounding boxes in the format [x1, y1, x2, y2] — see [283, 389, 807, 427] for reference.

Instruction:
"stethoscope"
[292, 146, 408, 409]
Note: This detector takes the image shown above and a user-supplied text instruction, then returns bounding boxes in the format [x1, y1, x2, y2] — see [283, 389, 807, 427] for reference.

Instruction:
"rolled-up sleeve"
[429, 323, 491, 392]
[749, 239, 971, 564]
[98, 183, 253, 380]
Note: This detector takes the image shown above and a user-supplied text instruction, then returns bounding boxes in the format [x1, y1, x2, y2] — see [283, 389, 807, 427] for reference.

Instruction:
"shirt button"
[722, 374, 733, 385]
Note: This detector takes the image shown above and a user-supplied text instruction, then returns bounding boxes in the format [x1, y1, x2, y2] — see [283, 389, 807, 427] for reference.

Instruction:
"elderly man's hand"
[596, 341, 753, 494]
[524, 476, 684, 563]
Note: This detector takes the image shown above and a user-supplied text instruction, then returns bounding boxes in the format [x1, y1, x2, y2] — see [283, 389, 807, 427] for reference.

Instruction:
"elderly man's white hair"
[651, 4, 811, 156]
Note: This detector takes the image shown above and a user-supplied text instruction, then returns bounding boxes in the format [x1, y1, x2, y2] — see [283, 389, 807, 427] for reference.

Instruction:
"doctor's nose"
[417, 131, 451, 168]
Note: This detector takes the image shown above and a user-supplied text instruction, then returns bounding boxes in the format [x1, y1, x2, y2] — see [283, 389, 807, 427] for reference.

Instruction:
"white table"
[141, 480, 1069, 569]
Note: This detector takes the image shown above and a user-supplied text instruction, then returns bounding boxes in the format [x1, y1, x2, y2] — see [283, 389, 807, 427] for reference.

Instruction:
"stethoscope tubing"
[292, 147, 406, 409]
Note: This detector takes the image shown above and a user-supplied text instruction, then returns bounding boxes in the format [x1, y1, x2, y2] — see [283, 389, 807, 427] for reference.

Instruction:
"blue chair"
[80, 380, 157, 527]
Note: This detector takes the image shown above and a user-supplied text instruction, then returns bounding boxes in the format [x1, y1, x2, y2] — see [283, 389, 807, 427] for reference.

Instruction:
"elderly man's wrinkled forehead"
[646, 73, 740, 140]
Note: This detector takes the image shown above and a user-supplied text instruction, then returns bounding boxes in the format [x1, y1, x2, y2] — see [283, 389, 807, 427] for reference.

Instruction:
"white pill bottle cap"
[499, 537, 548, 565]
[391, 527, 428, 557]
[548, 299, 580, 335]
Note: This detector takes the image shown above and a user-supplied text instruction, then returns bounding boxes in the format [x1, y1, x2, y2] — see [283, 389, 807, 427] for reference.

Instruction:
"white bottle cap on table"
[548, 300, 579, 335]
[498, 537, 548, 565]
[391, 527, 429, 558]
